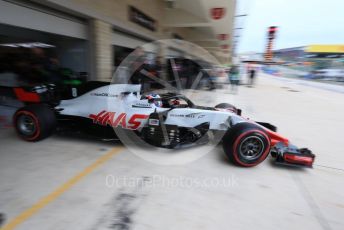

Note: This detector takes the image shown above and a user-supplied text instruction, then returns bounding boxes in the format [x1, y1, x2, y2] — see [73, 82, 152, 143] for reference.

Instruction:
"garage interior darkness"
[0, 23, 89, 75]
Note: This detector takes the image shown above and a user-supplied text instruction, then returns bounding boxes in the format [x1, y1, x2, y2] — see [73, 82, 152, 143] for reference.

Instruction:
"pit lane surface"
[0, 73, 343, 230]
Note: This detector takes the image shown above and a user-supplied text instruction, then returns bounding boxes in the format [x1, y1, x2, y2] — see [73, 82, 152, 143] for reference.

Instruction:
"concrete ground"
[0, 74, 343, 230]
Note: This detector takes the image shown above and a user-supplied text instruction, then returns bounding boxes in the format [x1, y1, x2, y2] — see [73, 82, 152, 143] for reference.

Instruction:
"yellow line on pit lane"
[1, 146, 124, 230]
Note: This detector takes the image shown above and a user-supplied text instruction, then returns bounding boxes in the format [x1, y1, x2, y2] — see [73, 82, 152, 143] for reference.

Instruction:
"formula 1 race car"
[10, 82, 315, 168]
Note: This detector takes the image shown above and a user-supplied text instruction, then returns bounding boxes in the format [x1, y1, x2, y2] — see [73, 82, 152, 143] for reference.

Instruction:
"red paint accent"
[89, 111, 149, 130]
[106, 112, 115, 127]
[232, 129, 271, 167]
[264, 129, 289, 146]
[97, 112, 110, 125]
[14, 111, 40, 141]
[128, 114, 149, 130]
[283, 154, 314, 166]
[90, 110, 106, 123]
[100, 112, 110, 126]
[211, 8, 226, 20]
[112, 113, 127, 128]
[119, 113, 127, 128]
[246, 120, 289, 147]
[217, 34, 229, 40]
[14, 88, 40, 102]
[172, 100, 180, 105]
[268, 26, 278, 33]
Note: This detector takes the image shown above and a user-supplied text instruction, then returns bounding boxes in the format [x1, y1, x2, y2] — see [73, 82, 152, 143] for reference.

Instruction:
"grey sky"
[237, 0, 344, 53]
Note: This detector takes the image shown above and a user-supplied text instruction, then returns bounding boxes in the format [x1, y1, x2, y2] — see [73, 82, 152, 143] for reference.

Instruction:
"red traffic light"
[268, 26, 278, 39]
[269, 26, 278, 33]
[211, 8, 226, 20]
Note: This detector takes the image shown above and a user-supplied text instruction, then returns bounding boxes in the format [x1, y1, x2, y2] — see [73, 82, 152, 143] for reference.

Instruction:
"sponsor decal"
[185, 113, 200, 118]
[128, 6, 157, 31]
[132, 102, 152, 108]
[149, 119, 160, 126]
[170, 113, 205, 119]
[90, 92, 118, 97]
[89, 111, 148, 130]
[170, 114, 185, 118]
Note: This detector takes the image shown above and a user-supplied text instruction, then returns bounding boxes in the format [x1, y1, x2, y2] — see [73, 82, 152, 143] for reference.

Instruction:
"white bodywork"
[57, 84, 244, 131]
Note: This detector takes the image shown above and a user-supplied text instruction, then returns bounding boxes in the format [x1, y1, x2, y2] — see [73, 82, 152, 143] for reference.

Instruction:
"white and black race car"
[9, 82, 315, 168]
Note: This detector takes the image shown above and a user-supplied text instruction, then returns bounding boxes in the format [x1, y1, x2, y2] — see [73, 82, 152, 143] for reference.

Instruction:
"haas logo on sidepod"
[89, 110, 148, 130]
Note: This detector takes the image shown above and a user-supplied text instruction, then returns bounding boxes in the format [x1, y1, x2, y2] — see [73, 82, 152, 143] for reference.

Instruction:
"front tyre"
[222, 122, 271, 167]
[13, 104, 56, 141]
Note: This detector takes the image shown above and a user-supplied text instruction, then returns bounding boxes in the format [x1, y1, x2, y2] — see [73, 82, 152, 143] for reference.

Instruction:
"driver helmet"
[146, 93, 162, 107]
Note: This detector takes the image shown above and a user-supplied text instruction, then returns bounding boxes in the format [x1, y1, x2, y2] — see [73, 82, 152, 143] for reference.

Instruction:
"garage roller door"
[112, 31, 146, 49]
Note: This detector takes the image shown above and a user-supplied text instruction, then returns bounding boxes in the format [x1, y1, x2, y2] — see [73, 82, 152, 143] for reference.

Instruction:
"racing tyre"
[222, 122, 271, 167]
[13, 104, 56, 141]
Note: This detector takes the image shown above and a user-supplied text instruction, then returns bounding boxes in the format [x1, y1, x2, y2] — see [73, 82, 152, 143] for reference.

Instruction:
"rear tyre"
[222, 122, 271, 167]
[13, 104, 56, 141]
